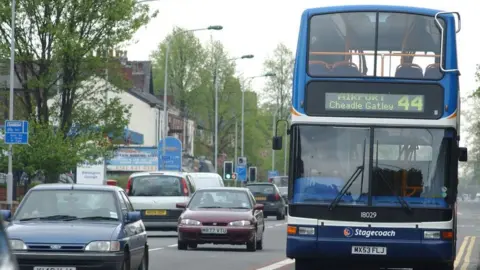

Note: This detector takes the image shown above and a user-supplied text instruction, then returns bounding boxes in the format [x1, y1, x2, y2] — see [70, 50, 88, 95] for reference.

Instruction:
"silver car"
[126, 171, 196, 231]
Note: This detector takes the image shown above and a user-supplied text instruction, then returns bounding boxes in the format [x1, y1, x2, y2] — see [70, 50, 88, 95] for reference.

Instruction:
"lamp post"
[214, 54, 253, 173]
[241, 72, 275, 157]
[7, 0, 16, 210]
[162, 25, 222, 167]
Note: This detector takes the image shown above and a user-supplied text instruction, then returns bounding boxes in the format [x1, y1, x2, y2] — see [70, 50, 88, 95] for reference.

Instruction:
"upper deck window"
[308, 12, 445, 80]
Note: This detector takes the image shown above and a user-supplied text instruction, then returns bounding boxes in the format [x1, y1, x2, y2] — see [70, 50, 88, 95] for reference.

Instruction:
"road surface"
[147, 202, 479, 270]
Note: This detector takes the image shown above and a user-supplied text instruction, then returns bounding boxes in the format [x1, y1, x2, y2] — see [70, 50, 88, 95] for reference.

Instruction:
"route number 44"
[397, 96, 423, 111]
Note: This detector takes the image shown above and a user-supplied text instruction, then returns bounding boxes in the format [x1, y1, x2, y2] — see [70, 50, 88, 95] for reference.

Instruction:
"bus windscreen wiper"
[375, 170, 412, 212]
[328, 165, 364, 211]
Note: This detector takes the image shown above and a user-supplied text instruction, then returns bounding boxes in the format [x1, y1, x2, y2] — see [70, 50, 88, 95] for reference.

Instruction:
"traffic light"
[249, 167, 257, 182]
[223, 161, 233, 180]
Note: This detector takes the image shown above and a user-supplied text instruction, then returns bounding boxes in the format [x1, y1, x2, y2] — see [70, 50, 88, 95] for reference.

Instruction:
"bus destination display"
[324, 93, 424, 112]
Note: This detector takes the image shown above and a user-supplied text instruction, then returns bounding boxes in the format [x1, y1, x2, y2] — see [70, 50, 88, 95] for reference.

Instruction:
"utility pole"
[271, 110, 277, 171]
[7, 0, 16, 210]
[284, 121, 288, 175]
[234, 120, 238, 171]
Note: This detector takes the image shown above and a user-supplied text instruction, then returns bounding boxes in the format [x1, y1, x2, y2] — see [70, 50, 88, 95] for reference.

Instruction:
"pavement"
[147, 202, 480, 270]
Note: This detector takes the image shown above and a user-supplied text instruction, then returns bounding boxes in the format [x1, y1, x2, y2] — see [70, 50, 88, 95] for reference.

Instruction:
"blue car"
[1, 184, 148, 270]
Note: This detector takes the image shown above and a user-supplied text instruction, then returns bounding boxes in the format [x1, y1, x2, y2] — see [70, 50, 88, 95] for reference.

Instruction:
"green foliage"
[151, 28, 295, 178]
[262, 43, 295, 119]
[0, 122, 111, 182]
[0, 0, 150, 178]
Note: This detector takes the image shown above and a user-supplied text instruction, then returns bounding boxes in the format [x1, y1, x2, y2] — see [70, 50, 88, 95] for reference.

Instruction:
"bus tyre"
[426, 262, 454, 270]
[294, 259, 310, 270]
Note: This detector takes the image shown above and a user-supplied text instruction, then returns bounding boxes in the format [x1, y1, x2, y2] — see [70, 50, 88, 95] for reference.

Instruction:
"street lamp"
[7, 0, 16, 209]
[241, 72, 275, 158]
[162, 25, 223, 167]
[214, 54, 254, 173]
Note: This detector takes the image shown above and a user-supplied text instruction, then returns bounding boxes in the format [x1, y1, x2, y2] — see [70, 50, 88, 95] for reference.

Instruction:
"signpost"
[157, 136, 183, 171]
[236, 156, 247, 182]
[5, 120, 28, 144]
[268, 170, 279, 180]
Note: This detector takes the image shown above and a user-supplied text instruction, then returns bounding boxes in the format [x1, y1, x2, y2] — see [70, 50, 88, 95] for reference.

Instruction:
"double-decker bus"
[271, 5, 467, 270]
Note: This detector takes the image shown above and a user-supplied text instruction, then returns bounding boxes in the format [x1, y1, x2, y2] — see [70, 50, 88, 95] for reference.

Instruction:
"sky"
[127, 0, 478, 146]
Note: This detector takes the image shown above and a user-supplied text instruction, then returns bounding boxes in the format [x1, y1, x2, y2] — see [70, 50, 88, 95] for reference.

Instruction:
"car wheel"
[177, 240, 188, 250]
[246, 233, 257, 252]
[138, 246, 148, 270]
[188, 243, 197, 249]
[276, 212, 285, 220]
[121, 250, 131, 270]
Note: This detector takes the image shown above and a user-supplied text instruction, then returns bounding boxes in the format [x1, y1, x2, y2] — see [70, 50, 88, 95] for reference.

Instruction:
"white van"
[186, 172, 224, 190]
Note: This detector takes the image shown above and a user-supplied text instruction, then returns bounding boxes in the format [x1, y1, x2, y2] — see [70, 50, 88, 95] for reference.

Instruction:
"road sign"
[5, 120, 29, 145]
[157, 136, 182, 171]
[237, 156, 247, 166]
[268, 170, 279, 179]
[236, 164, 247, 182]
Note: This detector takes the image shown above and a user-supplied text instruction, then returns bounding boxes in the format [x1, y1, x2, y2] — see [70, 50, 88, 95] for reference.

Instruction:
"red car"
[176, 187, 265, 251]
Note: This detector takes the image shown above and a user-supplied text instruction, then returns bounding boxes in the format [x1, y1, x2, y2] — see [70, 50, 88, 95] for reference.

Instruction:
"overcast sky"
[127, 0, 477, 146]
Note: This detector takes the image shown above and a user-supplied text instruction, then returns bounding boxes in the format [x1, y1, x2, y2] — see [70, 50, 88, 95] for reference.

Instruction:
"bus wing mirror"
[272, 136, 283, 150]
[459, 147, 467, 162]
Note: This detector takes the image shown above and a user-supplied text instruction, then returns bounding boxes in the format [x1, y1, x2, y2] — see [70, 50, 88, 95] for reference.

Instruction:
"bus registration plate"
[351, 246, 386, 255]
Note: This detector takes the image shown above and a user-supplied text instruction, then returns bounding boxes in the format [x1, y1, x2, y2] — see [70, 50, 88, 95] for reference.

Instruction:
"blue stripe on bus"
[287, 225, 453, 260]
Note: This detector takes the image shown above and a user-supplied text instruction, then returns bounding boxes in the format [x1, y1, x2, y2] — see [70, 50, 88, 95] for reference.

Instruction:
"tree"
[186, 39, 239, 163]
[262, 43, 295, 119]
[0, 0, 152, 180]
[150, 27, 205, 114]
[0, 0, 155, 131]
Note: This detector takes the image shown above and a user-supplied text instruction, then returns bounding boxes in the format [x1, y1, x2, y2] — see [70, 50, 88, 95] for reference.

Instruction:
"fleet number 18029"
[360, 212, 377, 219]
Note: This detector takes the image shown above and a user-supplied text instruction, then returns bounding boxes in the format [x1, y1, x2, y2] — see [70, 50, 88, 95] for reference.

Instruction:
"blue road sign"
[5, 120, 29, 145]
[236, 164, 247, 182]
[268, 170, 279, 179]
[157, 136, 182, 171]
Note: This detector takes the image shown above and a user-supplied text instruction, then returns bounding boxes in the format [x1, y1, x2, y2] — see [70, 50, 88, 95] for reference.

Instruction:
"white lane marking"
[275, 224, 283, 227]
[256, 259, 295, 270]
[148, 247, 164, 252]
[267, 226, 273, 229]
[168, 244, 178, 247]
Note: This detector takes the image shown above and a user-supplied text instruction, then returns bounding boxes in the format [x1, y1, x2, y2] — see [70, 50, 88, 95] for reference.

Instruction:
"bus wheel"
[425, 262, 453, 270]
[294, 259, 311, 270]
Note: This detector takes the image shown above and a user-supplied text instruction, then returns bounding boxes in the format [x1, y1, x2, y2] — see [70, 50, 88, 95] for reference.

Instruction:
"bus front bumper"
[286, 235, 453, 266]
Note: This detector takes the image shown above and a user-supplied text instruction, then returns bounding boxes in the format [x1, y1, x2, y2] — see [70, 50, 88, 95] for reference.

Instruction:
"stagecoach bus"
[271, 5, 467, 270]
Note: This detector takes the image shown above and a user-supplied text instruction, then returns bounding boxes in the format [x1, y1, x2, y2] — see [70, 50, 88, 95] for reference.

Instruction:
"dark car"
[3, 184, 148, 270]
[176, 187, 265, 251]
[0, 213, 17, 270]
[246, 183, 286, 220]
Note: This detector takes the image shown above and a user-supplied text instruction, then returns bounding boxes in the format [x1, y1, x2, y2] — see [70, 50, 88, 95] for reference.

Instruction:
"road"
[147, 202, 480, 270]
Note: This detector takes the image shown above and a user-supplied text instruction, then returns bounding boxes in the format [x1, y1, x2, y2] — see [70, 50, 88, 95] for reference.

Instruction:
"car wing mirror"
[126, 211, 141, 223]
[254, 204, 264, 211]
[0, 210, 11, 222]
[176, 202, 186, 209]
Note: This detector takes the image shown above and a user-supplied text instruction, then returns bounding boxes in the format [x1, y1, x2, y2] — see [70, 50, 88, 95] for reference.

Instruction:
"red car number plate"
[201, 227, 227, 234]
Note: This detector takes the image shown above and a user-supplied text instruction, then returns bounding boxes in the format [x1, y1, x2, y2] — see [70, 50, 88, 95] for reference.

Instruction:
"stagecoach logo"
[50, 245, 62, 250]
[343, 227, 353, 237]
[344, 228, 396, 238]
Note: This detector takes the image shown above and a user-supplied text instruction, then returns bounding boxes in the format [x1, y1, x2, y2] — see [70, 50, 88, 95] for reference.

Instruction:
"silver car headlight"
[85, 241, 120, 252]
[9, 239, 27, 250]
[180, 219, 201, 226]
[228, 220, 251, 226]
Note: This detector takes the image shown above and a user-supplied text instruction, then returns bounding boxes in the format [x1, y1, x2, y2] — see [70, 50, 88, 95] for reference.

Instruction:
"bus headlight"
[298, 227, 315, 235]
[424, 231, 440, 239]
